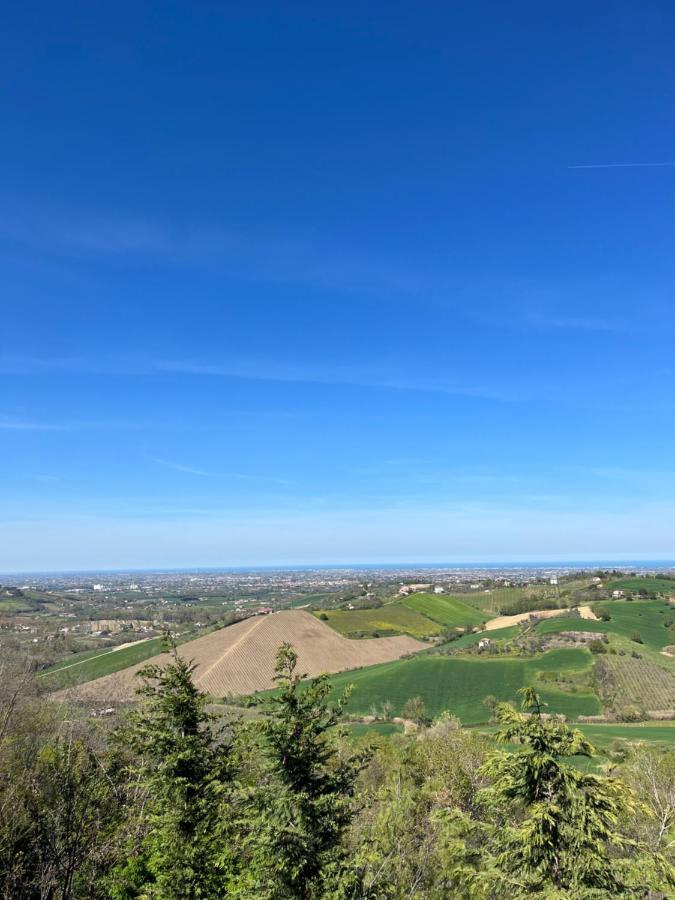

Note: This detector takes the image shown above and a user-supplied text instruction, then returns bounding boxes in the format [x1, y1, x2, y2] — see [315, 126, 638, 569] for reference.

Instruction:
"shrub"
[618, 704, 644, 722]
[589, 640, 607, 654]
[631, 631, 643, 644]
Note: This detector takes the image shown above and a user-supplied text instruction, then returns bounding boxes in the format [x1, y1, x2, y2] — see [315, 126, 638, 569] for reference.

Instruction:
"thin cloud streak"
[568, 162, 675, 169]
[151, 457, 296, 486]
[0, 414, 66, 431]
[152, 458, 213, 477]
[0, 355, 521, 403]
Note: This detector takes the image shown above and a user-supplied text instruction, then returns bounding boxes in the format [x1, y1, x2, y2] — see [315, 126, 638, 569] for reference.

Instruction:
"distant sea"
[6, 560, 675, 577]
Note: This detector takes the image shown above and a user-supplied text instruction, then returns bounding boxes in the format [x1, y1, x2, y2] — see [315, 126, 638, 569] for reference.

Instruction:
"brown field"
[60, 610, 426, 702]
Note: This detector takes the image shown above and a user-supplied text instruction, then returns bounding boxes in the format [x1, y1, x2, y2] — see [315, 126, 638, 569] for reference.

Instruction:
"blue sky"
[2, 2, 675, 571]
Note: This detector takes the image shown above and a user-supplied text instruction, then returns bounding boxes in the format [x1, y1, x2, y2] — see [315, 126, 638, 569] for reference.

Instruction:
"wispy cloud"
[0, 355, 521, 402]
[151, 457, 295, 486]
[568, 162, 675, 170]
[152, 458, 213, 477]
[154, 359, 520, 402]
[526, 313, 626, 333]
[0, 414, 66, 431]
[0, 208, 423, 299]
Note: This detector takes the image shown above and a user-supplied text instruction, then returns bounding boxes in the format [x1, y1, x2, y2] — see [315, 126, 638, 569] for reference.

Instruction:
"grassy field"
[578, 722, 675, 749]
[0, 598, 36, 613]
[324, 648, 600, 724]
[443, 625, 519, 650]
[345, 722, 404, 739]
[448, 586, 549, 615]
[535, 600, 674, 651]
[39, 637, 168, 690]
[605, 577, 675, 595]
[318, 603, 442, 638]
[402, 592, 486, 627]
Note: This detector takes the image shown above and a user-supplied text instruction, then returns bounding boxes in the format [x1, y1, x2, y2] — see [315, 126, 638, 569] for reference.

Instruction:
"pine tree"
[479, 687, 650, 894]
[242, 643, 367, 899]
[112, 643, 234, 900]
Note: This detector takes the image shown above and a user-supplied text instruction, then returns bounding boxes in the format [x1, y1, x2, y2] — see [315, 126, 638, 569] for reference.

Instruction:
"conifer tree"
[478, 687, 667, 895]
[243, 643, 367, 899]
[112, 643, 233, 900]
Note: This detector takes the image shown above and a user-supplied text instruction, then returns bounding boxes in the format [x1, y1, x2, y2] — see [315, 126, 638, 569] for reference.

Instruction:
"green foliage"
[241, 643, 368, 898]
[114, 643, 233, 899]
[477, 688, 665, 894]
[2, 644, 675, 899]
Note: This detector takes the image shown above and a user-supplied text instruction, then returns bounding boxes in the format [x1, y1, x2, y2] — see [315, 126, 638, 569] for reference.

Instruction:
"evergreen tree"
[478, 687, 672, 895]
[242, 643, 367, 899]
[112, 643, 234, 900]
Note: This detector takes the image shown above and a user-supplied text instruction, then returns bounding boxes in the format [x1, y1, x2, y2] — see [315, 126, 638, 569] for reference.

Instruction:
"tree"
[478, 688, 654, 894]
[113, 643, 234, 899]
[245, 643, 367, 899]
[482, 694, 498, 721]
[622, 745, 675, 851]
[401, 696, 429, 727]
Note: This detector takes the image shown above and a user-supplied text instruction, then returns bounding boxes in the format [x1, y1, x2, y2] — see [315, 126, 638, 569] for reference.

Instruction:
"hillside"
[58, 610, 426, 702]
[324, 647, 601, 723]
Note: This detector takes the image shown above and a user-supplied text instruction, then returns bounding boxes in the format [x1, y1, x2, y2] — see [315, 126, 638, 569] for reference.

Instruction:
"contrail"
[568, 161, 675, 169]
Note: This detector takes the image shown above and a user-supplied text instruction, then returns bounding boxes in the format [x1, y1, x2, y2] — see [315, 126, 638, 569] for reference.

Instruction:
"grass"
[605, 577, 675, 595]
[401, 593, 486, 627]
[0, 598, 38, 613]
[317, 603, 442, 638]
[578, 722, 675, 750]
[443, 625, 519, 650]
[458, 586, 560, 615]
[534, 600, 675, 651]
[344, 722, 404, 739]
[39, 637, 168, 690]
[324, 648, 600, 724]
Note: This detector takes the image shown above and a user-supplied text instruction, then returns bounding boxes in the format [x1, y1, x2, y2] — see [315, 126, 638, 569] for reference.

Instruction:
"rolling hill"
[56, 610, 426, 702]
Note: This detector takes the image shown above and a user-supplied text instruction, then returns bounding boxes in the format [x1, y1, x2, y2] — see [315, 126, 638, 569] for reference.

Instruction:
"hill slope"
[58, 611, 426, 702]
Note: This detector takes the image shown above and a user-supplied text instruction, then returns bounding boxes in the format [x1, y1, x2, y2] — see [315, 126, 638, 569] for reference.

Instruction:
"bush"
[589, 640, 607, 654]
[631, 631, 643, 644]
[618, 704, 644, 722]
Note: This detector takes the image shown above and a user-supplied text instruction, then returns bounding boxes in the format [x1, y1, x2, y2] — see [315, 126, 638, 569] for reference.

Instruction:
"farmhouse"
[477, 638, 493, 650]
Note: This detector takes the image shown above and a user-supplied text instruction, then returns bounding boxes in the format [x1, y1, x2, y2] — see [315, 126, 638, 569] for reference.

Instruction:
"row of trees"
[1, 645, 674, 898]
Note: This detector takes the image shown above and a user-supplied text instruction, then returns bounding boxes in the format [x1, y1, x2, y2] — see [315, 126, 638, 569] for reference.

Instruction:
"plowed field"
[60, 611, 426, 702]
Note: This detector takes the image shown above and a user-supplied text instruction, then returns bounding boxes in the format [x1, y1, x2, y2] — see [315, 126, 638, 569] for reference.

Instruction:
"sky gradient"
[2, 2, 675, 571]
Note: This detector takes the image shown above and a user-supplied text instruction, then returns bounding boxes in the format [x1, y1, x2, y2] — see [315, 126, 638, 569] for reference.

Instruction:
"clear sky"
[2, 2, 675, 571]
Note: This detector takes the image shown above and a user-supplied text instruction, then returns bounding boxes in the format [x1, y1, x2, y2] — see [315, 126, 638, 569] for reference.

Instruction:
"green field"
[444, 624, 519, 650]
[577, 722, 675, 750]
[0, 598, 35, 613]
[325, 648, 600, 724]
[402, 592, 486, 627]
[535, 600, 674, 650]
[317, 603, 441, 638]
[345, 722, 404, 739]
[605, 577, 675, 595]
[457, 585, 560, 614]
[39, 637, 168, 690]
